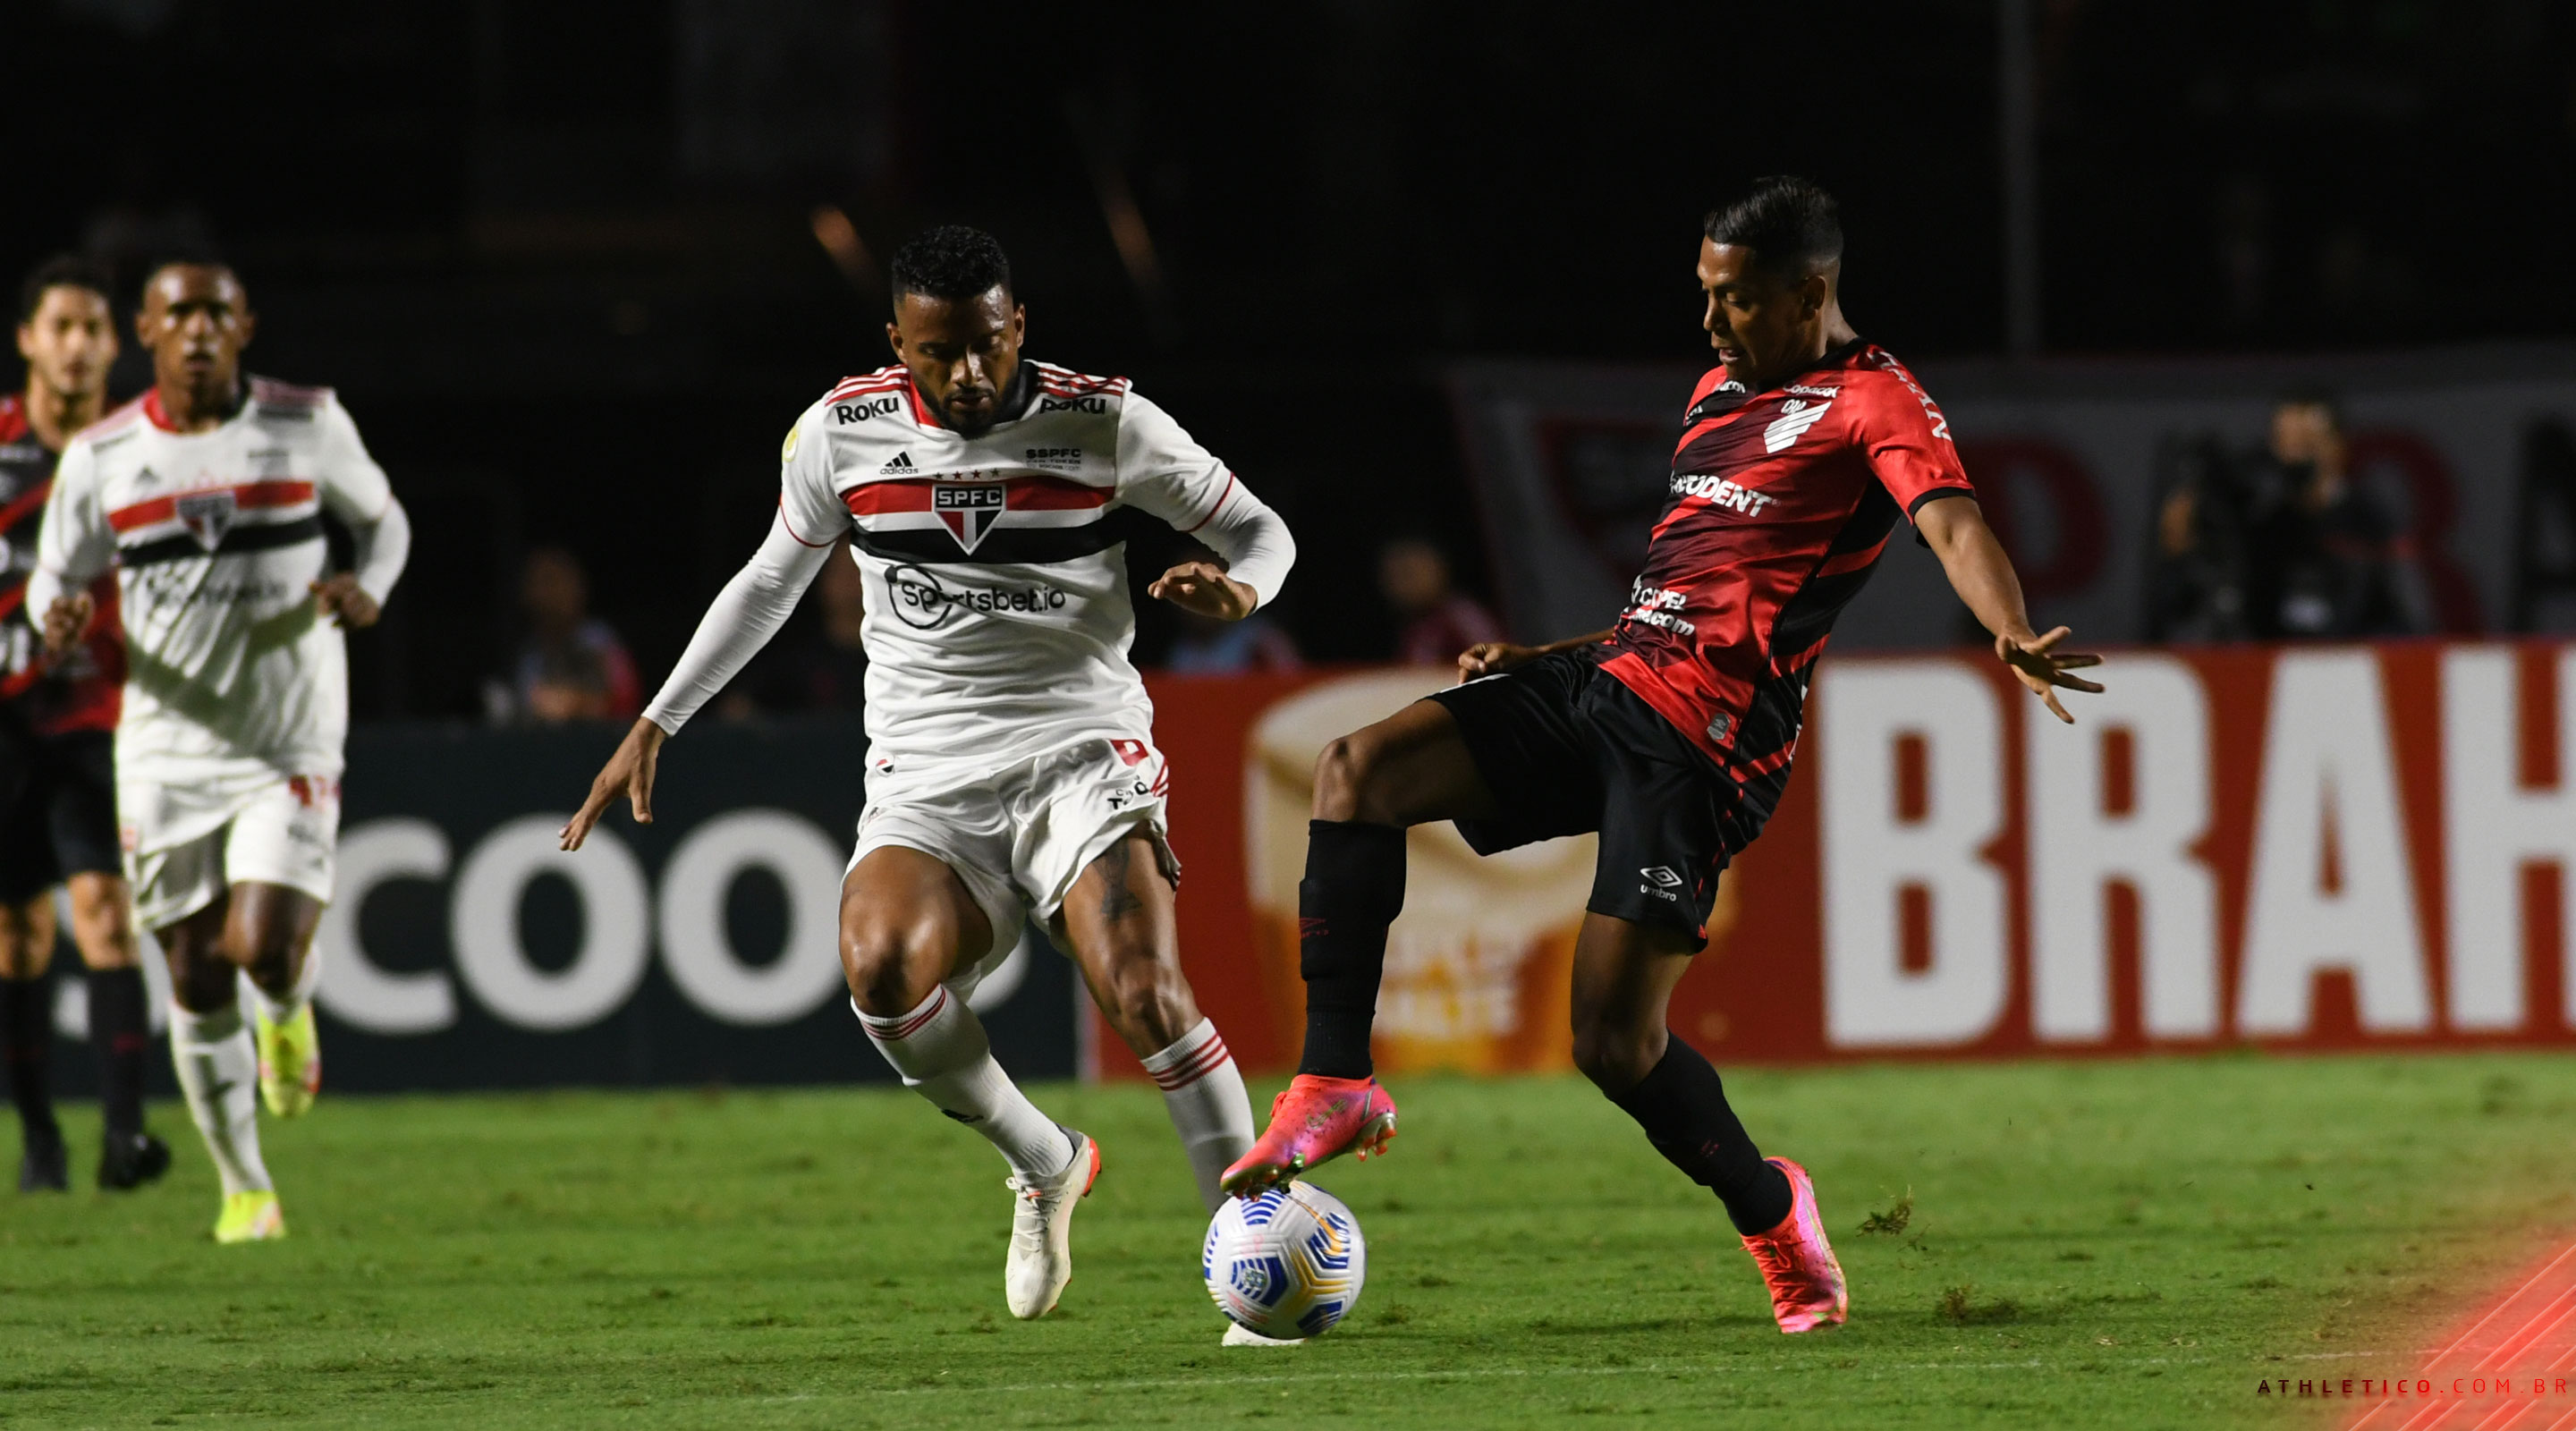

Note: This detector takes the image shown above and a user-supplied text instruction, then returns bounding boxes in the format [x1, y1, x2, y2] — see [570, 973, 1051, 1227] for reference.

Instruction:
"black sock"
[87, 968, 148, 1136]
[1295, 820, 1407, 1080]
[1, 975, 59, 1144]
[1607, 1036, 1792, 1234]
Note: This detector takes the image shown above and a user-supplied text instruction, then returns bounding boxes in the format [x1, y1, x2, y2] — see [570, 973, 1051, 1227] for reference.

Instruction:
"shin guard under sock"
[1608, 1036, 1792, 1234]
[1295, 820, 1407, 1080]
[1, 976, 58, 1144]
[87, 968, 149, 1136]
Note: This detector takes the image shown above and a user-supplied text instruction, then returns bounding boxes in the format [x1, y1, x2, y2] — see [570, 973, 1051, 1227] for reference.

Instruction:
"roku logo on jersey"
[1669, 471, 1775, 515]
[833, 396, 902, 424]
[1038, 395, 1107, 415]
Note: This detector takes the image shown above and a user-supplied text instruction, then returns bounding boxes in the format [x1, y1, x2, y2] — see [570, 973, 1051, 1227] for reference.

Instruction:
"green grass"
[4, 1054, 2574, 1430]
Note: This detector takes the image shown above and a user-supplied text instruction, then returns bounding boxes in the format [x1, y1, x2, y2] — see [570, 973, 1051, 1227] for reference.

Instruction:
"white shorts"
[851, 735, 1180, 978]
[124, 775, 340, 930]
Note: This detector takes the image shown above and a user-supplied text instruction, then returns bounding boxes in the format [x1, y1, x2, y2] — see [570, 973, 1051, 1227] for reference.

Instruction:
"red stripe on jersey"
[843, 475, 1110, 518]
[776, 498, 833, 547]
[0, 395, 27, 442]
[0, 479, 52, 539]
[107, 479, 316, 533]
[1181, 473, 1236, 534]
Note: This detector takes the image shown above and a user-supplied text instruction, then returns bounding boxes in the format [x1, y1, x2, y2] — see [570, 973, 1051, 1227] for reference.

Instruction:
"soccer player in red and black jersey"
[1223, 179, 2101, 1333]
[1, 256, 168, 1193]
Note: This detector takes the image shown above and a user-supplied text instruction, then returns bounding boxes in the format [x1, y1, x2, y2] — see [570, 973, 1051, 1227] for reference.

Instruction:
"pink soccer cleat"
[1219, 1074, 1397, 1197]
[1741, 1156, 1849, 1334]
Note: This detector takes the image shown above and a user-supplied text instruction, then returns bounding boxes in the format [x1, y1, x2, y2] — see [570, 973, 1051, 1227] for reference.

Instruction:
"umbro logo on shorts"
[1640, 866, 1684, 902]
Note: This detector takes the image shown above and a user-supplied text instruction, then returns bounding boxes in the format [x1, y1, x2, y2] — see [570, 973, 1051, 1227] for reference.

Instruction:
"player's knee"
[167, 949, 237, 1013]
[1570, 1017, 1658, 1095]
[1101, 954, 1192, 1049]
[1312, 732, 1390, 823]
[840, 919, 941, 1018]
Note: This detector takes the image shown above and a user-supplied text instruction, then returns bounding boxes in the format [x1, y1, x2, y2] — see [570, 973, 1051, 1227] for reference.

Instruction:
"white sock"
[169, 1003, 272, 1196]
[247, 945, 322, 1024]
[855, 989, 1073, 1180]
[1142, 1018, 1254, 1213]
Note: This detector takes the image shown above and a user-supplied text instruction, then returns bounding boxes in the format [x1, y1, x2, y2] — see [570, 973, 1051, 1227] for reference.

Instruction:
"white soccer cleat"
[1221, 1323, 1305, 1347]
[1004, 1129, 1099, 1319]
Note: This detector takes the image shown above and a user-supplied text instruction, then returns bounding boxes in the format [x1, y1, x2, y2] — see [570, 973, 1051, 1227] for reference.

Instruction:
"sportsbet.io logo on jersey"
[886, 564, 1069, 631]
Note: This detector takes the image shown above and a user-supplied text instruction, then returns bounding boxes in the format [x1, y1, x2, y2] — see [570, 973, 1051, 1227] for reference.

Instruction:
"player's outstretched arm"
[561, 718, 666, 851]
[1914, 494, 2103, 724]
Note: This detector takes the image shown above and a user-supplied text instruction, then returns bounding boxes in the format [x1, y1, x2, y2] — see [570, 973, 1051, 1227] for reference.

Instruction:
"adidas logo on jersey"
[1764, 397, 1834, 453]
[881, 453, 916, 473]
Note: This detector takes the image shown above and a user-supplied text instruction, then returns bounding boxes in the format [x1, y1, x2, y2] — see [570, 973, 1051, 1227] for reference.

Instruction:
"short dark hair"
[17, 254, 115, 326]
[889, 225, 1012, 305]
[1704, 177, 1844, 276]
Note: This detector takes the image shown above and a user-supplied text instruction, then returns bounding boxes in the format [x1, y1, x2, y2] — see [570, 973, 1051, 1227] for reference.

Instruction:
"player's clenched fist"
[1455, 640, 1543, 681]
[39, 591, 94, 657]
[561, 717, 666, 851]
[1149, 560, 1257, 622]
[309, 573, 381, 629]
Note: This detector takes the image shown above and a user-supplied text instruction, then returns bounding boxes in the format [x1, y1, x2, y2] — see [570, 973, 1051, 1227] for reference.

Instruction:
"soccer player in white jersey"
[29, 260, 411, 1242]
[563, 227, 1296, 1336]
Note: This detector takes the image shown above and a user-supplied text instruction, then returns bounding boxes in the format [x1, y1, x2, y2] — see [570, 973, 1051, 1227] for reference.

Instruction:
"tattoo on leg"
[1097, 840, 1144, 922]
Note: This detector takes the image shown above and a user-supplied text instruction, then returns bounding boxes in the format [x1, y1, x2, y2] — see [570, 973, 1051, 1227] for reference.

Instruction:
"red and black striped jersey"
[1598, 341, 1975, 789]
[0, 394, 122, 734]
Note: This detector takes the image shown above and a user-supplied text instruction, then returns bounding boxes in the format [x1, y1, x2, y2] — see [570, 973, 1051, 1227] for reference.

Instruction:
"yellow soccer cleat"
[255, 1004, 321, 1118]
[213, 1190, 285, 1244]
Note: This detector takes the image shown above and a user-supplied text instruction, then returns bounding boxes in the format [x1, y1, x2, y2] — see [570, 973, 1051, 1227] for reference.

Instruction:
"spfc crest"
[933, 483, 1005, 553]
[174, 490, 239, 552]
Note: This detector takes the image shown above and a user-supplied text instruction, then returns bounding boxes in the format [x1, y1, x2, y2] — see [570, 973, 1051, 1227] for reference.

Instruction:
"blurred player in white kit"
[564, 227, 1297, 1340]
[30, 259, 411, 1242]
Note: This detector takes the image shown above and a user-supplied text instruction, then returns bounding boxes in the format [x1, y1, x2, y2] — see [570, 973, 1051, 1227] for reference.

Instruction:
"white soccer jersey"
[765, 362, 1275, 760]
[33, 377, 400, 790]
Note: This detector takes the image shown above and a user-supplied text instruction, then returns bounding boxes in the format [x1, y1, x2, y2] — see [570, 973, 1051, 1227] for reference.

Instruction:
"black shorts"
[1428, 650, 1766, 946]
[0, 713, 122, 904]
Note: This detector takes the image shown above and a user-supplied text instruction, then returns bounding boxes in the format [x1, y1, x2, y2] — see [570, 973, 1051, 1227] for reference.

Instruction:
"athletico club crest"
[174, 490, 239, 552]
[933, 483, 1006, 553]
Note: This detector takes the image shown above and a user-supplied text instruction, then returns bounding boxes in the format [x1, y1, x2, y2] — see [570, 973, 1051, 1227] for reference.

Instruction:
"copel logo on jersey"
[934, 483, 1007, 553]
[175, 490, 239, 551]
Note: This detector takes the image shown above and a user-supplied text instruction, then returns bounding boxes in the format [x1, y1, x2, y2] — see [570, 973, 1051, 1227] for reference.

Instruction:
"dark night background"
[8, 0, 2573, 717]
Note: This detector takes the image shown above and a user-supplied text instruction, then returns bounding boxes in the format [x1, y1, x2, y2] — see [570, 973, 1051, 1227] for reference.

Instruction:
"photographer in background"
[2243, 396, 2423, 640]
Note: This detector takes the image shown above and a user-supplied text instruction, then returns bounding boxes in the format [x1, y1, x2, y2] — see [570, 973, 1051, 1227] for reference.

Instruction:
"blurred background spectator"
[720, 541, 871, 717]
[2144, 435, 2256, 642]
[489, 546, 640, 724]
[2243, 397, 2424, 639]
[1380, 538, 1501, 666]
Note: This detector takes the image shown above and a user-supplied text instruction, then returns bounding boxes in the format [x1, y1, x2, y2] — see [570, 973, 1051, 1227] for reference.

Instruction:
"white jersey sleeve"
[1114, 390, 1295, 607]
[315, 398, 409, 605]
[26, 438, 114, 614]
[777, 404, 854, 547]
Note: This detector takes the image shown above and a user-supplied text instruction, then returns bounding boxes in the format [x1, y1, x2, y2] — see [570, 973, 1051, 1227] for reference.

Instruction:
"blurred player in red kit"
[0, 256, 166, 1194]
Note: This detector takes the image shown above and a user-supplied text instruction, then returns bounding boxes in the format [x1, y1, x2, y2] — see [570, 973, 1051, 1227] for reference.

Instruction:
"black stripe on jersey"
[1767, 487, 1900, 661]
[120, 516, 325, 568]
[848, 507, 1161, 565]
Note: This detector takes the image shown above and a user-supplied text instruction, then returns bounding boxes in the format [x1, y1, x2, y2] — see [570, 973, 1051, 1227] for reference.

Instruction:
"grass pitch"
[4, 1054, 2574, 1430]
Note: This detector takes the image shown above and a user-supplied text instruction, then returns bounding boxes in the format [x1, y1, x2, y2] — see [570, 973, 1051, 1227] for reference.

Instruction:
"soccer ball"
[1202, 1181, 1367, 1339]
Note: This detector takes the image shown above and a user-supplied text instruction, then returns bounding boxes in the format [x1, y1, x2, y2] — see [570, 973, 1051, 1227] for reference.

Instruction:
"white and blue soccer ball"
[1202, 1181, 1367, 1339]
